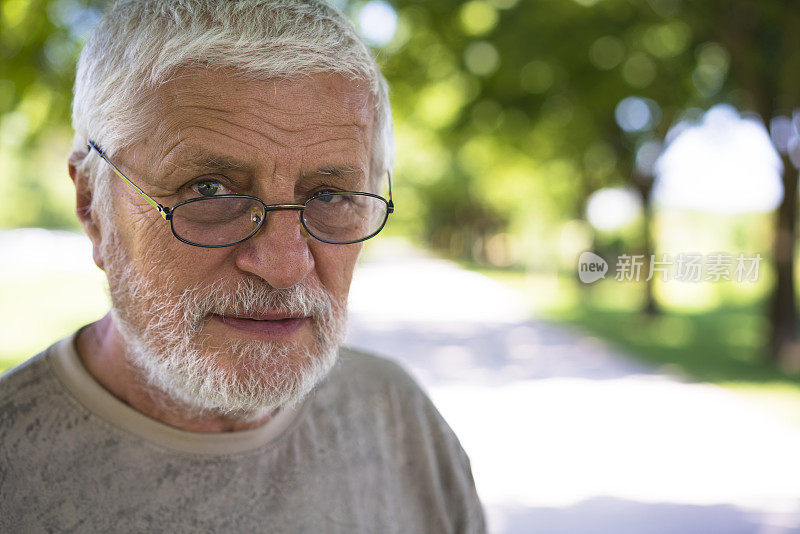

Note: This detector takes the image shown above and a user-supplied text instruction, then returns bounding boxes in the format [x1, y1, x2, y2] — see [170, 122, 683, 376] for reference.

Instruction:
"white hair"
[71, 0, 393, 215]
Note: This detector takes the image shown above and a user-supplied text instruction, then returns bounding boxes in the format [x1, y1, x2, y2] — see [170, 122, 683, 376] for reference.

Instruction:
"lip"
[210, 313, 310, 339]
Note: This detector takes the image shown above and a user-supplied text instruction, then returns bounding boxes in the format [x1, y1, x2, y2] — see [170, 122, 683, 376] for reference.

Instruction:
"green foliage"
[2, 0, 798, 264]
[375, 0, 720, 263]
[1, 0, 104, 229]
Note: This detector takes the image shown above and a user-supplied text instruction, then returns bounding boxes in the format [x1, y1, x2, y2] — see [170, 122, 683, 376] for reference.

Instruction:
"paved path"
[347, 240, 800, 534]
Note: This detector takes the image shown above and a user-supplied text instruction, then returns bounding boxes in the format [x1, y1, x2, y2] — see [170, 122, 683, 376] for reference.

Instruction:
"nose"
[233, 208, 314, 289]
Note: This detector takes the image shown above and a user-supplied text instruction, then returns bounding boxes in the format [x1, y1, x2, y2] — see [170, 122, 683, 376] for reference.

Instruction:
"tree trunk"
[769, 154, 800, 372]
[629, 172, 658, 316]
[641, 185, 657, 316]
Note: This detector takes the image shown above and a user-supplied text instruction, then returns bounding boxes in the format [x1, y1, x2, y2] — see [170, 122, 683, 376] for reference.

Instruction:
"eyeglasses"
[87, 140, 394, 248]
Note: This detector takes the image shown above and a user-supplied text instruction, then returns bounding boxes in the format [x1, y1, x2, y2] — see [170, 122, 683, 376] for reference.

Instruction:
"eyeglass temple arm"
[387, 170, 394, 214]
[86, 140, 171, 220]
[88, 139, 393, 219]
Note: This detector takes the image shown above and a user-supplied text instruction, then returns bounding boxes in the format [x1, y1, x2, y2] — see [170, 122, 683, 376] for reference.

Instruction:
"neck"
[76, 314, 274, 432]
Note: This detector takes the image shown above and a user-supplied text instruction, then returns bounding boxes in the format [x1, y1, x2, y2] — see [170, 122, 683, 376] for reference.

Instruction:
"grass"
[0, 270, 108, 373]
[469, 264, 800, 428]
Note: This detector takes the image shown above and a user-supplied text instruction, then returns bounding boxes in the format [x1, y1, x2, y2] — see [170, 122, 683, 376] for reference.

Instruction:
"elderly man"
[0, 1, 485, 531]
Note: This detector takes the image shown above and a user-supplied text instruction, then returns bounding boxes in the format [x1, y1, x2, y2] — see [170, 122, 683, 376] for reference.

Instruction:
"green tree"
[0, 0, 104, 228]
[682, 0, 800, 372]
[4, 0, 800, 371]
[379, 0, 799, 371]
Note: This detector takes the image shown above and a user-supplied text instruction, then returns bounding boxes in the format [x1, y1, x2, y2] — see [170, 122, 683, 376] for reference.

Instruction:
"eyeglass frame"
[86, 140, 394, 248]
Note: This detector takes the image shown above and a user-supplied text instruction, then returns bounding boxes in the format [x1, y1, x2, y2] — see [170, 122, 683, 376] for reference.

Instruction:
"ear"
[69, 154, 106, 271]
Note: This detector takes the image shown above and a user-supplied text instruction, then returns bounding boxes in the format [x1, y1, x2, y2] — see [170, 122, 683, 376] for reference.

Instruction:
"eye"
[317, 192, 342, 203]
[193, 179, 229, 197]
[311, 189, 345, 203]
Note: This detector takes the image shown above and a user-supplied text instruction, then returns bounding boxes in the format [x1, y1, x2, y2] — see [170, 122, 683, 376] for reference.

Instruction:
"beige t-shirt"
[0, 333, 485, 533]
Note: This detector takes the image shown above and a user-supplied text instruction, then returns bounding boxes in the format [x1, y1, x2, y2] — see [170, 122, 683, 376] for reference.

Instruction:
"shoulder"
[0, 338, 81, 450]
[311, 347, 486, 532]
[333, 346, 423, 394]
[0, 347, 59, 408]
[320, 346, 440, 419]
[317, 346, 473, 476]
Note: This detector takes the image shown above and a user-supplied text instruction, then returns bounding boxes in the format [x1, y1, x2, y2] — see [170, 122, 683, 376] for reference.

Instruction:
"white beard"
[100, 230, 346, 418]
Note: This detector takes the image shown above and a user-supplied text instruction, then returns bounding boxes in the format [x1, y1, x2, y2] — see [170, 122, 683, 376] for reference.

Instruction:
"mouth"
[209, 312, 311, 339]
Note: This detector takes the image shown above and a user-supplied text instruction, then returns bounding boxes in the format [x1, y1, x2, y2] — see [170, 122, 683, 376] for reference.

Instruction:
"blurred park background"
[3, 0, 800, 532]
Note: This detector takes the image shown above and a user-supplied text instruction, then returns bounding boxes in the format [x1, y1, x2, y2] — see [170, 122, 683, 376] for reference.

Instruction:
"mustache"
[175, 278, 335, 329]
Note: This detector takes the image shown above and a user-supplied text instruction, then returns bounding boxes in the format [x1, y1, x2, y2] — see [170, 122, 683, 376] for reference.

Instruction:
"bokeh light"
[586, 187, 642, 231]
[654, 104, 783, 213]
[358, 0, 398, 46]
[615, 96, 661, 132]
[770, 115, 798, 154]
[459, 0, 499, 36]
[589, 36, 625, 70]
[463, 41, 500, 76]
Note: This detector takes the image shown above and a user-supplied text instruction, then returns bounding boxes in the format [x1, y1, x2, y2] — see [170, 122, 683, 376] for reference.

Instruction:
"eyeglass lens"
[170, 193, 388, 246]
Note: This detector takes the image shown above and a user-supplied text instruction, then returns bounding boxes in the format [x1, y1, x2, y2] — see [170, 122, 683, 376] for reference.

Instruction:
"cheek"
[157, 241, 234, 285]
[106, 182, 170, 258]
[310, 242, 362, 299]
[116, 213, 233, 285]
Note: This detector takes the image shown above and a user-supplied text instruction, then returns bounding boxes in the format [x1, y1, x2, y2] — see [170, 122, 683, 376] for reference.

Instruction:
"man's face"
[96, 69, 374, 415]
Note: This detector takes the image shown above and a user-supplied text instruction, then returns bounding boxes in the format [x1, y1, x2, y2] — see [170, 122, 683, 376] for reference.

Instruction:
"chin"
[122, 329, 341, 416]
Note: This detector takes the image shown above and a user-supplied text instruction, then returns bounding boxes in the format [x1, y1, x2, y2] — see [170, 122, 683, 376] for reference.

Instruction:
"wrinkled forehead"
[161, 68, 373, 118]
[135, 68, 375, 163]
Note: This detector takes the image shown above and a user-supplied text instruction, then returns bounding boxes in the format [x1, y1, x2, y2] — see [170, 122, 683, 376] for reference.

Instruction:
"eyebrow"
[176, 151, 249, 172]
[166, 147, 364, 181]
[309, 165, 362, 178]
